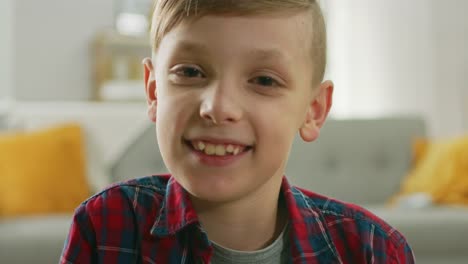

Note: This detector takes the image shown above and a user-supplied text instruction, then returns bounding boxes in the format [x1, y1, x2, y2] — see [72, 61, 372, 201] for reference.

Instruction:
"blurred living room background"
[0, 0, 466, 135]
[0, 0, 467, 263]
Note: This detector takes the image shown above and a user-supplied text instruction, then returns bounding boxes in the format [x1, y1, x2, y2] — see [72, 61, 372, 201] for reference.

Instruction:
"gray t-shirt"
[210, 223, 290, 264]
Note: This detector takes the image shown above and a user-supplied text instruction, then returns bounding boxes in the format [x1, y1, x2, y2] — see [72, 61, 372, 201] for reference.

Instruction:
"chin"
[182, 173, 249, 204]
[190, 190, 238, 204]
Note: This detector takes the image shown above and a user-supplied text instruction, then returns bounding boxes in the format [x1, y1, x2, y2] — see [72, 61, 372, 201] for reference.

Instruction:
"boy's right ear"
[143, 57, 157, 123]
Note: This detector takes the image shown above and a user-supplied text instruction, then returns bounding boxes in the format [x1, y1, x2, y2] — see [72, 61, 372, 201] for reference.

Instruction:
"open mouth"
[184, 139, 253, 157]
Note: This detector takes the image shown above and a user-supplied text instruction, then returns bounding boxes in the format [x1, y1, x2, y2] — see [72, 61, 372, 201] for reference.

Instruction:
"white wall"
[326, 0, 468, 138]
[432, 0, 468, 136]
[0, 0, 14, 99]
[13, 0, 115, 100]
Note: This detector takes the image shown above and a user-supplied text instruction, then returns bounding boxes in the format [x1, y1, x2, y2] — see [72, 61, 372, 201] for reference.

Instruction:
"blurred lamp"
[116, 12, 148, 36]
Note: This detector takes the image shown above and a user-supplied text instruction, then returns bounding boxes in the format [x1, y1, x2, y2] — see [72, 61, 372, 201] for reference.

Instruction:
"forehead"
[157, 12, 313, 64]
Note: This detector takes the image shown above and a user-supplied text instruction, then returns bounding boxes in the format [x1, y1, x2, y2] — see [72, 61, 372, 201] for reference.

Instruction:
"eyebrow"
[173, 41, 211, 55]
[247, 48, 289, 63]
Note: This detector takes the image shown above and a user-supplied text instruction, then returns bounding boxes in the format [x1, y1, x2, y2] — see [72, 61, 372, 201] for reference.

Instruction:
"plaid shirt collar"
[150, 176, 342, 262]
[151, 176, 200, 237]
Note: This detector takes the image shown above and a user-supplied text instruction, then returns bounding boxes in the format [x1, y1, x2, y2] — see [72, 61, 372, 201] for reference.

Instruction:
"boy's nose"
[199, 84, 242, 125]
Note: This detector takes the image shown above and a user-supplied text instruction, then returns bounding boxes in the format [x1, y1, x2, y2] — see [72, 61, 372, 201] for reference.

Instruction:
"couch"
[0, 101, 467, 264]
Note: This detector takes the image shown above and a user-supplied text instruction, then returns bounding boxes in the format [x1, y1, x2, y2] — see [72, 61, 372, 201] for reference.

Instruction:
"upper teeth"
[193, 141, 244, 156]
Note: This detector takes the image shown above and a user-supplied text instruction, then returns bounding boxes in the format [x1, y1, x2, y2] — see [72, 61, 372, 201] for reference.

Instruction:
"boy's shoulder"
[62, 176, 189, 263]
[84, 175, 169, 205]
[292, 185, 409, 250]
[83, 174, 170, 205]
[77, 175, 171, 229]
[82, 175, 170, 205]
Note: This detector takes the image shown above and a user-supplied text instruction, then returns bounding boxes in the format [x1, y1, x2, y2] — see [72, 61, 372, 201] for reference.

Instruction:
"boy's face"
[144, 11, 333, 203]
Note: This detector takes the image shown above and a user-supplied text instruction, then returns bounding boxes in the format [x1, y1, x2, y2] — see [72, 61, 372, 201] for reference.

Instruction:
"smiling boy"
[61, 1, 414, 263]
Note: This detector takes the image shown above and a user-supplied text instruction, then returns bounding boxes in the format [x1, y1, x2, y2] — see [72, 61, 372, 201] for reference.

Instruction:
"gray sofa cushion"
[0, 111, 8, 130]
[367, 206, 468, 256]
[111, 124, 168, 183]
[286, 117, 426, 204]
[0, 214, 73, 263]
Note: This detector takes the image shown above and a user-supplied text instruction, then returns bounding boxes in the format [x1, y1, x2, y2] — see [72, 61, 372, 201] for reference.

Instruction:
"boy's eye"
[250, 76, 281, 87]
[173, 66, 205, 78]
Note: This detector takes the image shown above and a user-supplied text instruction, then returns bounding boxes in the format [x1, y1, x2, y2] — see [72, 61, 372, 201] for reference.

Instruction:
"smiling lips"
[189, 140, 251, 156]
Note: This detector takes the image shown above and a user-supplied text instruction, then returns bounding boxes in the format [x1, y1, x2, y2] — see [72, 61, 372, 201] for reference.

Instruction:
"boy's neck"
[191, 179, 288, 251]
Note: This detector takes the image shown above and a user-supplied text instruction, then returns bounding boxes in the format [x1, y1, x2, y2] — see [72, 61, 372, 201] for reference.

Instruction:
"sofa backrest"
[286, 117, 426, 205]
[0, 100, 13, 130]
[111, 123, 168, 182]
[0, 113, 7, 130]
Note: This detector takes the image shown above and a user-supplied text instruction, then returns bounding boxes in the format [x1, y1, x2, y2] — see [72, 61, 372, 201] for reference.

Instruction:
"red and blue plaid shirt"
[60, 175, 415, 263]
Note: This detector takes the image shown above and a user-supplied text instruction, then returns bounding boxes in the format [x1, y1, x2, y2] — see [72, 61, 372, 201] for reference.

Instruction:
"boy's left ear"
[299, 80, 334, 142]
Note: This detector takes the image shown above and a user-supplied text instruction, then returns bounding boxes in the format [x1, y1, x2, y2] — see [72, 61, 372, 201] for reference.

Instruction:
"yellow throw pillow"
[411, 138, 430, 167]
[391, 135, 468, 206]
[0, 124, 91, 217]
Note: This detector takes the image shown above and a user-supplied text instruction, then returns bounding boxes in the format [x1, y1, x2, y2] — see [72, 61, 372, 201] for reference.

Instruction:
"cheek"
[155, 102, 173, 161]
[251, 102, 300, 162]
[155, 93, 199, 143]
[155, 96, 193, 174]
[258, 98, 307, 151]
[258, 97, 305, 134]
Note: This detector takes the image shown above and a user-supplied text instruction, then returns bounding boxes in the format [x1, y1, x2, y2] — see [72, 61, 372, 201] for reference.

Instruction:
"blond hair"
[150, 0, 327, 84]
